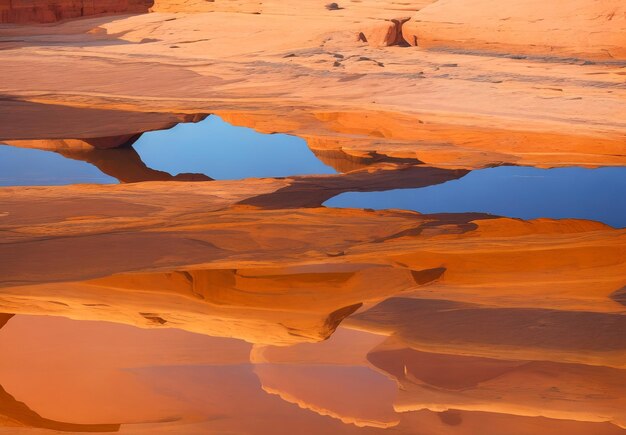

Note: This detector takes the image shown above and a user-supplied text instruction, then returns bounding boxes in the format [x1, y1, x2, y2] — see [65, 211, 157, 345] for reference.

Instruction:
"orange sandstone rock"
[0, 0, 153, 24]
[402, 0, 626, 60]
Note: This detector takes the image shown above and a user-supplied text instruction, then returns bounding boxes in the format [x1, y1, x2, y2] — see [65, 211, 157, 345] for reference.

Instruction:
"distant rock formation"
[0, 0, 153, 24]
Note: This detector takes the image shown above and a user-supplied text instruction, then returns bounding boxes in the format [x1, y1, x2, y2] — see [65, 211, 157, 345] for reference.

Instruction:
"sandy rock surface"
[0, 1, 624, 169]
[0, 2, 625, 433]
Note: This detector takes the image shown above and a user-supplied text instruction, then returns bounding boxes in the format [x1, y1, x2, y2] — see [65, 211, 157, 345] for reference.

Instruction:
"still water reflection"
[0, 145, 117, 186]
[326, 166, 626, 228]
[1, 115, 625, 435]
[1, 311, 625, 434]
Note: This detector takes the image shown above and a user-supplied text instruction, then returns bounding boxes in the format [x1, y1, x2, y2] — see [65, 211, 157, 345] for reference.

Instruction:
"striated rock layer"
[0, 0, 153, 24]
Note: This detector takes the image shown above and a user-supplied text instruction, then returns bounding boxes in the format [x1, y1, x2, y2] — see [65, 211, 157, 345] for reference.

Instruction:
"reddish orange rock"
[402, 0, 626, 60]
[359, 18, 409, 47]
[0, 0, 153, 24]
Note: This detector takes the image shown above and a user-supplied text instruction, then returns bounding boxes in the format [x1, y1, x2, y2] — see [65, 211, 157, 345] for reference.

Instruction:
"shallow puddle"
[325, 166, 626, 228]
[0, 115, 335, 186]
[134, 115, 337, 180]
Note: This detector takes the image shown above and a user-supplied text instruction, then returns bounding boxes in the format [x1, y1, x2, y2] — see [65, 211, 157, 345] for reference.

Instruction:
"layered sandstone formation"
[0, 179, 624, 346]
[0, 0, 153, 24]
[0, 1, 624, 170]
[0, 101, 205, 144]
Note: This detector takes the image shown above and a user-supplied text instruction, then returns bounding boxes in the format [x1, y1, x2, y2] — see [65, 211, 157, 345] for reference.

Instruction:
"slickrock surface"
[1, 2, 625, 433]
[0, 0, 624, 169]
[0, 0, 153, 24]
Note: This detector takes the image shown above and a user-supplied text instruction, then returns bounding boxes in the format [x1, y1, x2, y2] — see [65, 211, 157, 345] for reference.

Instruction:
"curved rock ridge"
[239, 165, 469, 208]
[218, 110, 626, 170]
[6, 104, 626, 170]
[402, 0, 626, 60]
[0, 0, 153, 24]
[256, 365, 400, 428]
[247, 325, 626, 433]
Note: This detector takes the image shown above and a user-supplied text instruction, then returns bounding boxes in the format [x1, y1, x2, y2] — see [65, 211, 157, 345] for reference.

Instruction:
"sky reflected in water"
[325, 166, 626, 228]
[134, 115, 336, 180]
[0, 145, 116, 186]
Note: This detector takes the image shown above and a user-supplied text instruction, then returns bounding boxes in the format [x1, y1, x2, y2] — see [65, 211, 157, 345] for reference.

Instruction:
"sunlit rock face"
[1, 180, 624, 346]
[367, 343, 626, 429]
[402, 0, 626, 60]
[0, 0, 625, 433]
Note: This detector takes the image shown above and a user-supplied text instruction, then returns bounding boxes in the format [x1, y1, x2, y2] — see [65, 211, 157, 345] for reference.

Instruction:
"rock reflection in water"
[0, 109, 624, 435]
[1, 311, 625, 434]
[1, 178, 625, 432]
